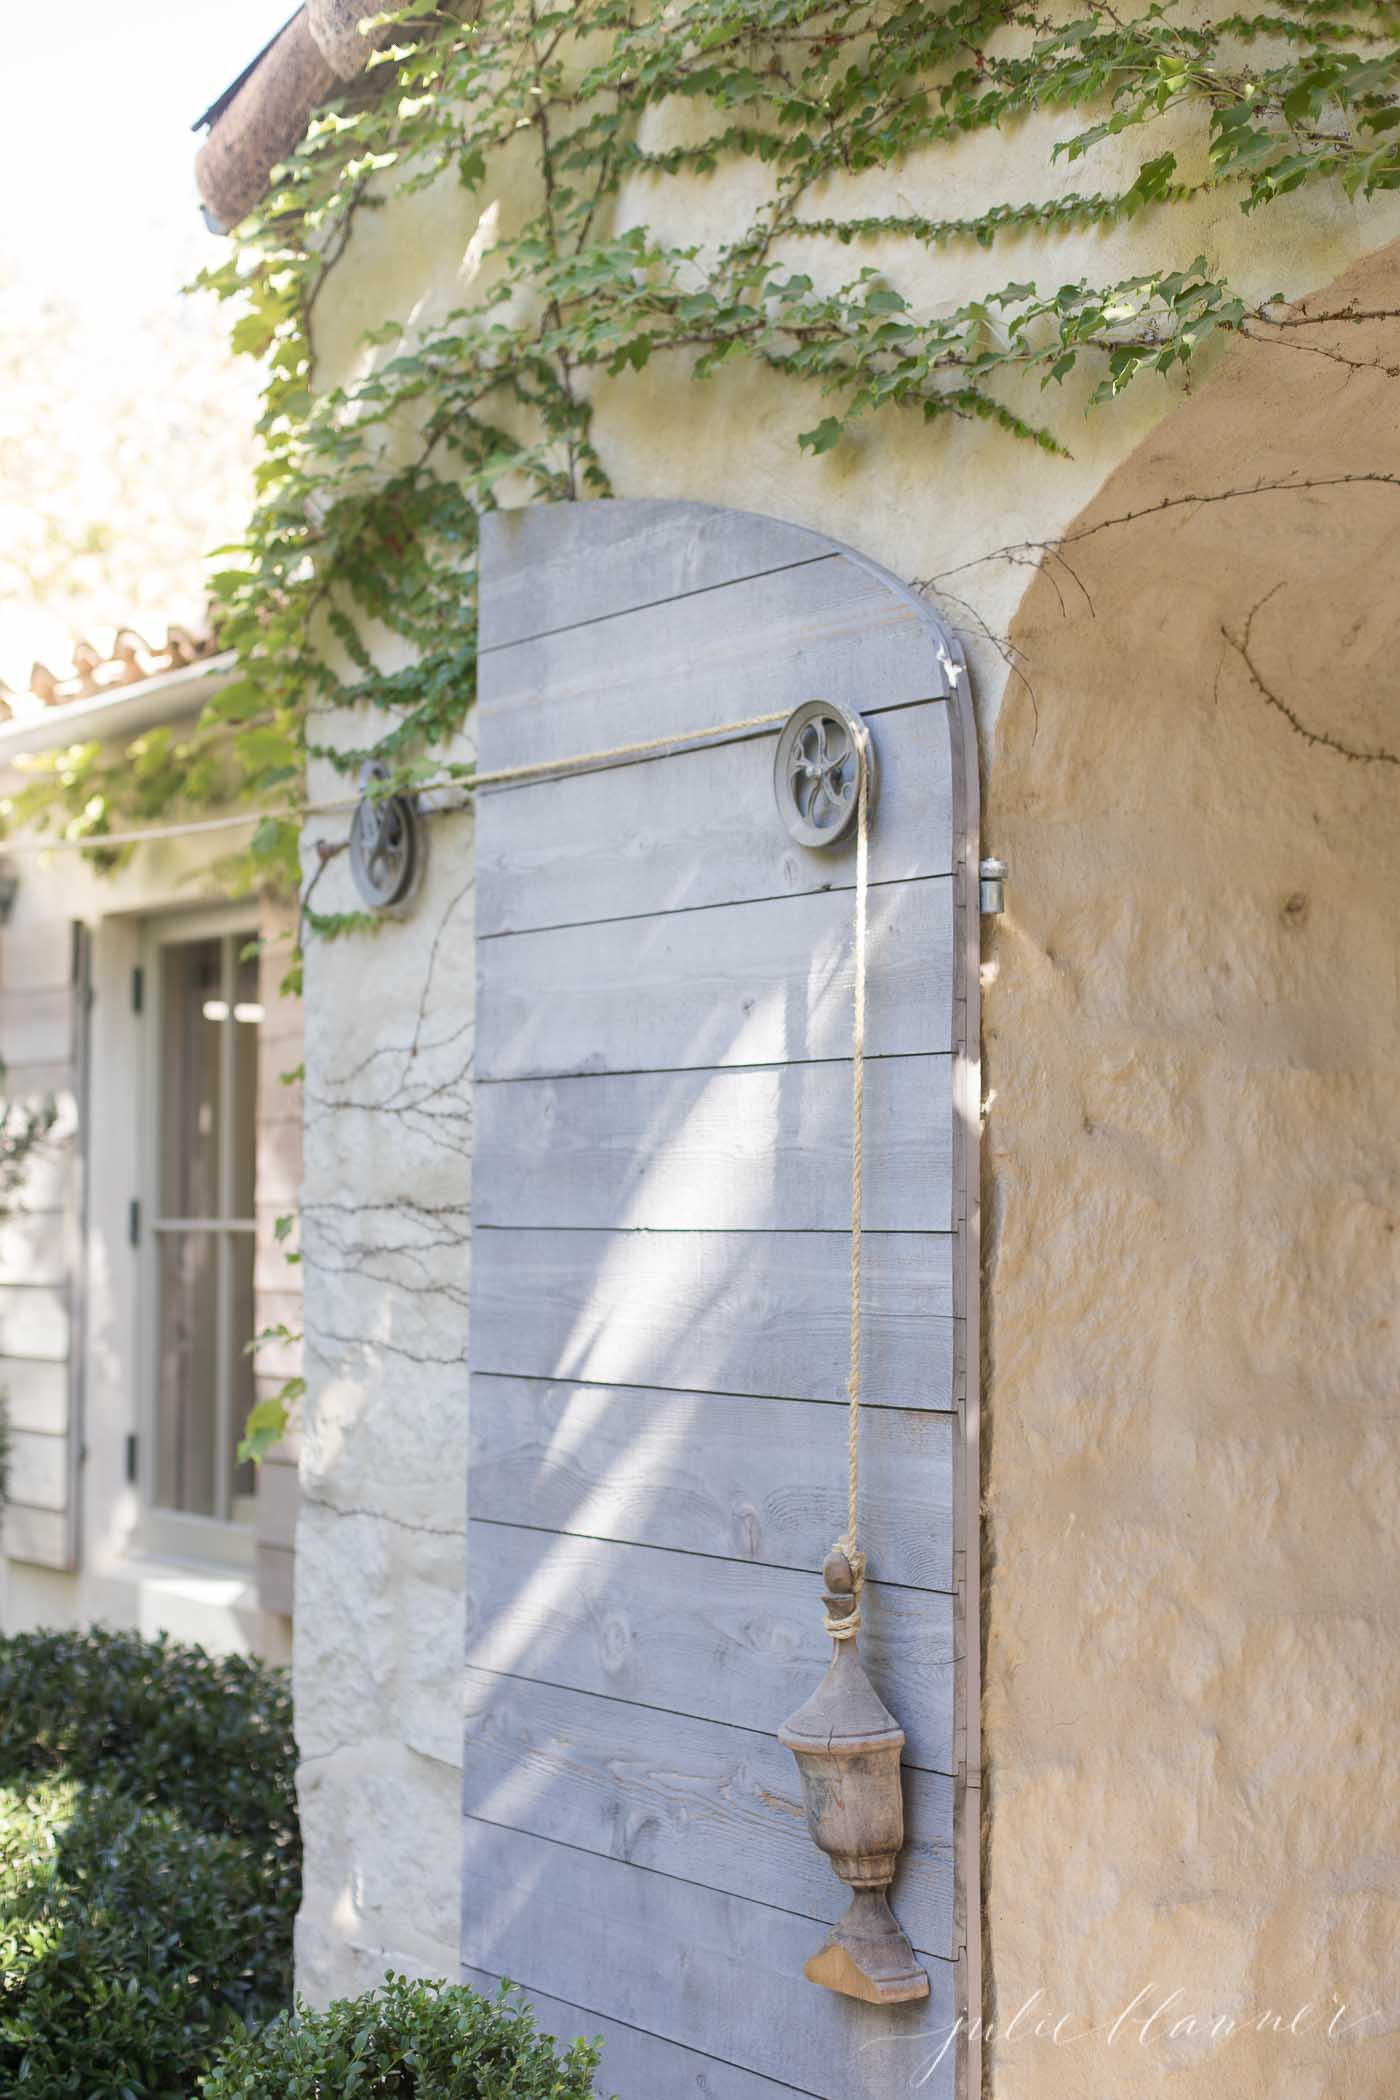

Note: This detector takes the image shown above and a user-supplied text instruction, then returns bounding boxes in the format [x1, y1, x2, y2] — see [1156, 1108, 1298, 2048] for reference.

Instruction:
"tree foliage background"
[0, 258, 258, 692]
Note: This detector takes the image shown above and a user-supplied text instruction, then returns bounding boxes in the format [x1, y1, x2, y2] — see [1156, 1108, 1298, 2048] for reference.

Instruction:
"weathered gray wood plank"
[469, 1377, 953, 1589]
[0, 1284, 70, 1362]
[459, 1965, 818, 2100]
[458, 1820, 955, 2100]
[471, 1229, 952, 1412]
[0, 1066, 75, 1216]
[0, 1357, 68, 1436]
[0, 1057, 77, 1113]
[476, 1057, 951, 1234]
[0, 927, 78, 994]
[477, 557, 948, 774]
[6, 1428, 66, 1511]
[477, 879, 952, 1082]
[477, 700, 952, 938]
[0, 1209, 68, 1288]
[466, 1525, 954, 1776]
[478, 499, 827, 654]
[461, 1669, 955, 1954]
[0, 988, 73, 1069]
[0, 929, 83, 1578]
[0, 1151, 73, 1220]
[0, 1504, 67, 1568]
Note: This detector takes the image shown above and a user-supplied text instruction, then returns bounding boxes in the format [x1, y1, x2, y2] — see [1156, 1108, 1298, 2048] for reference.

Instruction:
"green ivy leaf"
[237, 1381, 305, 1465]
[798, 416, 844, 454]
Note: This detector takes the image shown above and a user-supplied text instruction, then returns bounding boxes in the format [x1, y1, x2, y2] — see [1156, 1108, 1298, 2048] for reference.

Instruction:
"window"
[143, 912, 262, 1546]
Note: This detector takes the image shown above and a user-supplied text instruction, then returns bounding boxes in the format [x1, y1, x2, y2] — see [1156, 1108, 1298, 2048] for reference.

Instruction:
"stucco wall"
[294, 801, 475, 1993]
[980, 242, 1400, 2100]
[291, 51, 1400, 2093]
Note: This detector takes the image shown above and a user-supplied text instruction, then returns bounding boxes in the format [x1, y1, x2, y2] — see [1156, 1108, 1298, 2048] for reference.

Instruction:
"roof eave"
[194, 1, 388, 235]
[0, 650, 238, 762]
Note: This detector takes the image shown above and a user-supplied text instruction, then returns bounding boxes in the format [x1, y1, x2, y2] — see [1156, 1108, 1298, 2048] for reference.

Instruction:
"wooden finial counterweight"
[779, 1555, 929, 2005]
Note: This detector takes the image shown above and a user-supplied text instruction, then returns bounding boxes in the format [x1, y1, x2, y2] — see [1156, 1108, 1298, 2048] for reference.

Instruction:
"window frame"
[137, 903, 261, 1568]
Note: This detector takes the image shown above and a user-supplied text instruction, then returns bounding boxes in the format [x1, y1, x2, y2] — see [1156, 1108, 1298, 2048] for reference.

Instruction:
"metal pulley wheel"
[773, 699, 877, 850]
[349, 760, 426, 913]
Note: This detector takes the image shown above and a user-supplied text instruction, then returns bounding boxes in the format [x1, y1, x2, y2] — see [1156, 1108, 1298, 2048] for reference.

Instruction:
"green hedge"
[202, 1975, 605, 2098]
[0, 1627, 299, 2097]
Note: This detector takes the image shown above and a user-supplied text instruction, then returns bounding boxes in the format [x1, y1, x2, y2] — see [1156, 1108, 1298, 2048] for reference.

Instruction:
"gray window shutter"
[1, 923, 90, 1572]
[462, 501, 981, 2100]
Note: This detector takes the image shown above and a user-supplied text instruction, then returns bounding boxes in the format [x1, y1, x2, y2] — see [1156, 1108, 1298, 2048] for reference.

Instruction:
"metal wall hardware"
[978, 856, 1007, 915]
[773, 700, 877, 850]
[349, 761, 426, 914]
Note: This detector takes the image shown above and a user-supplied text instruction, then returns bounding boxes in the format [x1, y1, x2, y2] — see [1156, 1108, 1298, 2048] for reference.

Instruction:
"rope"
[0, 714, 786, 856]
[0, 806, 297, 856]
[471, 710, 788, 786]
[825, 752, 870, 1642]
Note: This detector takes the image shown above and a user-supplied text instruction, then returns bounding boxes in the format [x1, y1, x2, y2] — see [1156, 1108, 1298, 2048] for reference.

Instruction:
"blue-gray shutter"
[1, 923, 90, 1572]
[464, 501, 981, 2100]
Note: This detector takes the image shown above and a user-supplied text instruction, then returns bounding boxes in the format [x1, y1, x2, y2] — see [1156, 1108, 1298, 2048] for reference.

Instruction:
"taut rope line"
[0, 712, 790, 855]
[827, 752, 869, 1640]
[469, 710, 788, 785]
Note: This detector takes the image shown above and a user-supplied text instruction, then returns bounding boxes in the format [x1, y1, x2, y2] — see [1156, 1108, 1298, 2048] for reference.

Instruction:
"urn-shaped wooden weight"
[779, 1551, 929, 2005]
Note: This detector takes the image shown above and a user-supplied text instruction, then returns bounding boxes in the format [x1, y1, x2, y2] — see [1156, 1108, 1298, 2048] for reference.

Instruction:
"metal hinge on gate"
[125, 1434, 139, 1486]
[131, 965, 144, 1014]
[128, 1198, 141, 1247]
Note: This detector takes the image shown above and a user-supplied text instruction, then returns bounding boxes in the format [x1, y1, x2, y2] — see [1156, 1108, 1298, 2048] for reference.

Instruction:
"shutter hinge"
[131, 965, 144, 1014]
[124, 1433, 139, 1486]
[128, 1198, 141, 1247]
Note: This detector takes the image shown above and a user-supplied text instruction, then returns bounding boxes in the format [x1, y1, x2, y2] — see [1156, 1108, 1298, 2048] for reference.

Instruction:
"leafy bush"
[0, 1627, 299, 2096]
[0, 1626, 296, 1837]
[202, 1974, 605, 2098]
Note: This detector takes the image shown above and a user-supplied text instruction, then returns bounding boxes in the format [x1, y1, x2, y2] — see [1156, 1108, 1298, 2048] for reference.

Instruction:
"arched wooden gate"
[462, 500, 980, 2100]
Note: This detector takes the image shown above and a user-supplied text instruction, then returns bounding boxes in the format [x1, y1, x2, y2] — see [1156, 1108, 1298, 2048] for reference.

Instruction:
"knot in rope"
[823, 1544, 867, 1640]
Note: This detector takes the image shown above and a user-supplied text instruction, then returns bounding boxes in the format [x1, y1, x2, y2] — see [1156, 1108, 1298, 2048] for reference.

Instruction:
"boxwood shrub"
[201, 1974, 606, 2097]
[0, 1627, 299, 2097]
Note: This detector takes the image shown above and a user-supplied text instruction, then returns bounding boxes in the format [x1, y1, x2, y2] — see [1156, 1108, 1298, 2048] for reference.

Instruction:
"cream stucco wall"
[980, 245, 1400, 2100]
[294, 804, 475, 1991]
[291, 47, 1400, 2096]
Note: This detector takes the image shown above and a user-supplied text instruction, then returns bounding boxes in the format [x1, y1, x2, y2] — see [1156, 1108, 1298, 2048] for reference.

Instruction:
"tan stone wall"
[981, 241, 1400, 2100]
[291, 50, 1400, 2084]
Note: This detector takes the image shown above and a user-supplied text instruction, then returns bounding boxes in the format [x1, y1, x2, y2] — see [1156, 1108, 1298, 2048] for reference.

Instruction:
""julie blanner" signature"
[861, 1985, 1385, 2088]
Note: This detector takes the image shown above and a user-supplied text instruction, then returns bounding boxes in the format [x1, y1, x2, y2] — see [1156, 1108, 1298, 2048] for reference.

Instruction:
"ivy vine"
[9, 1, 1400, 878]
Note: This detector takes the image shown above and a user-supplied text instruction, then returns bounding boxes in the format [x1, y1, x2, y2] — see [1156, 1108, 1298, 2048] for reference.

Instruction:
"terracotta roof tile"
[0, 620, 221, 725]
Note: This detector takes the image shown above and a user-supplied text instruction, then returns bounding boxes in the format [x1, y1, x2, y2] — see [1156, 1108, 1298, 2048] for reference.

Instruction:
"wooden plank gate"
[463, 500, 980, 2100]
